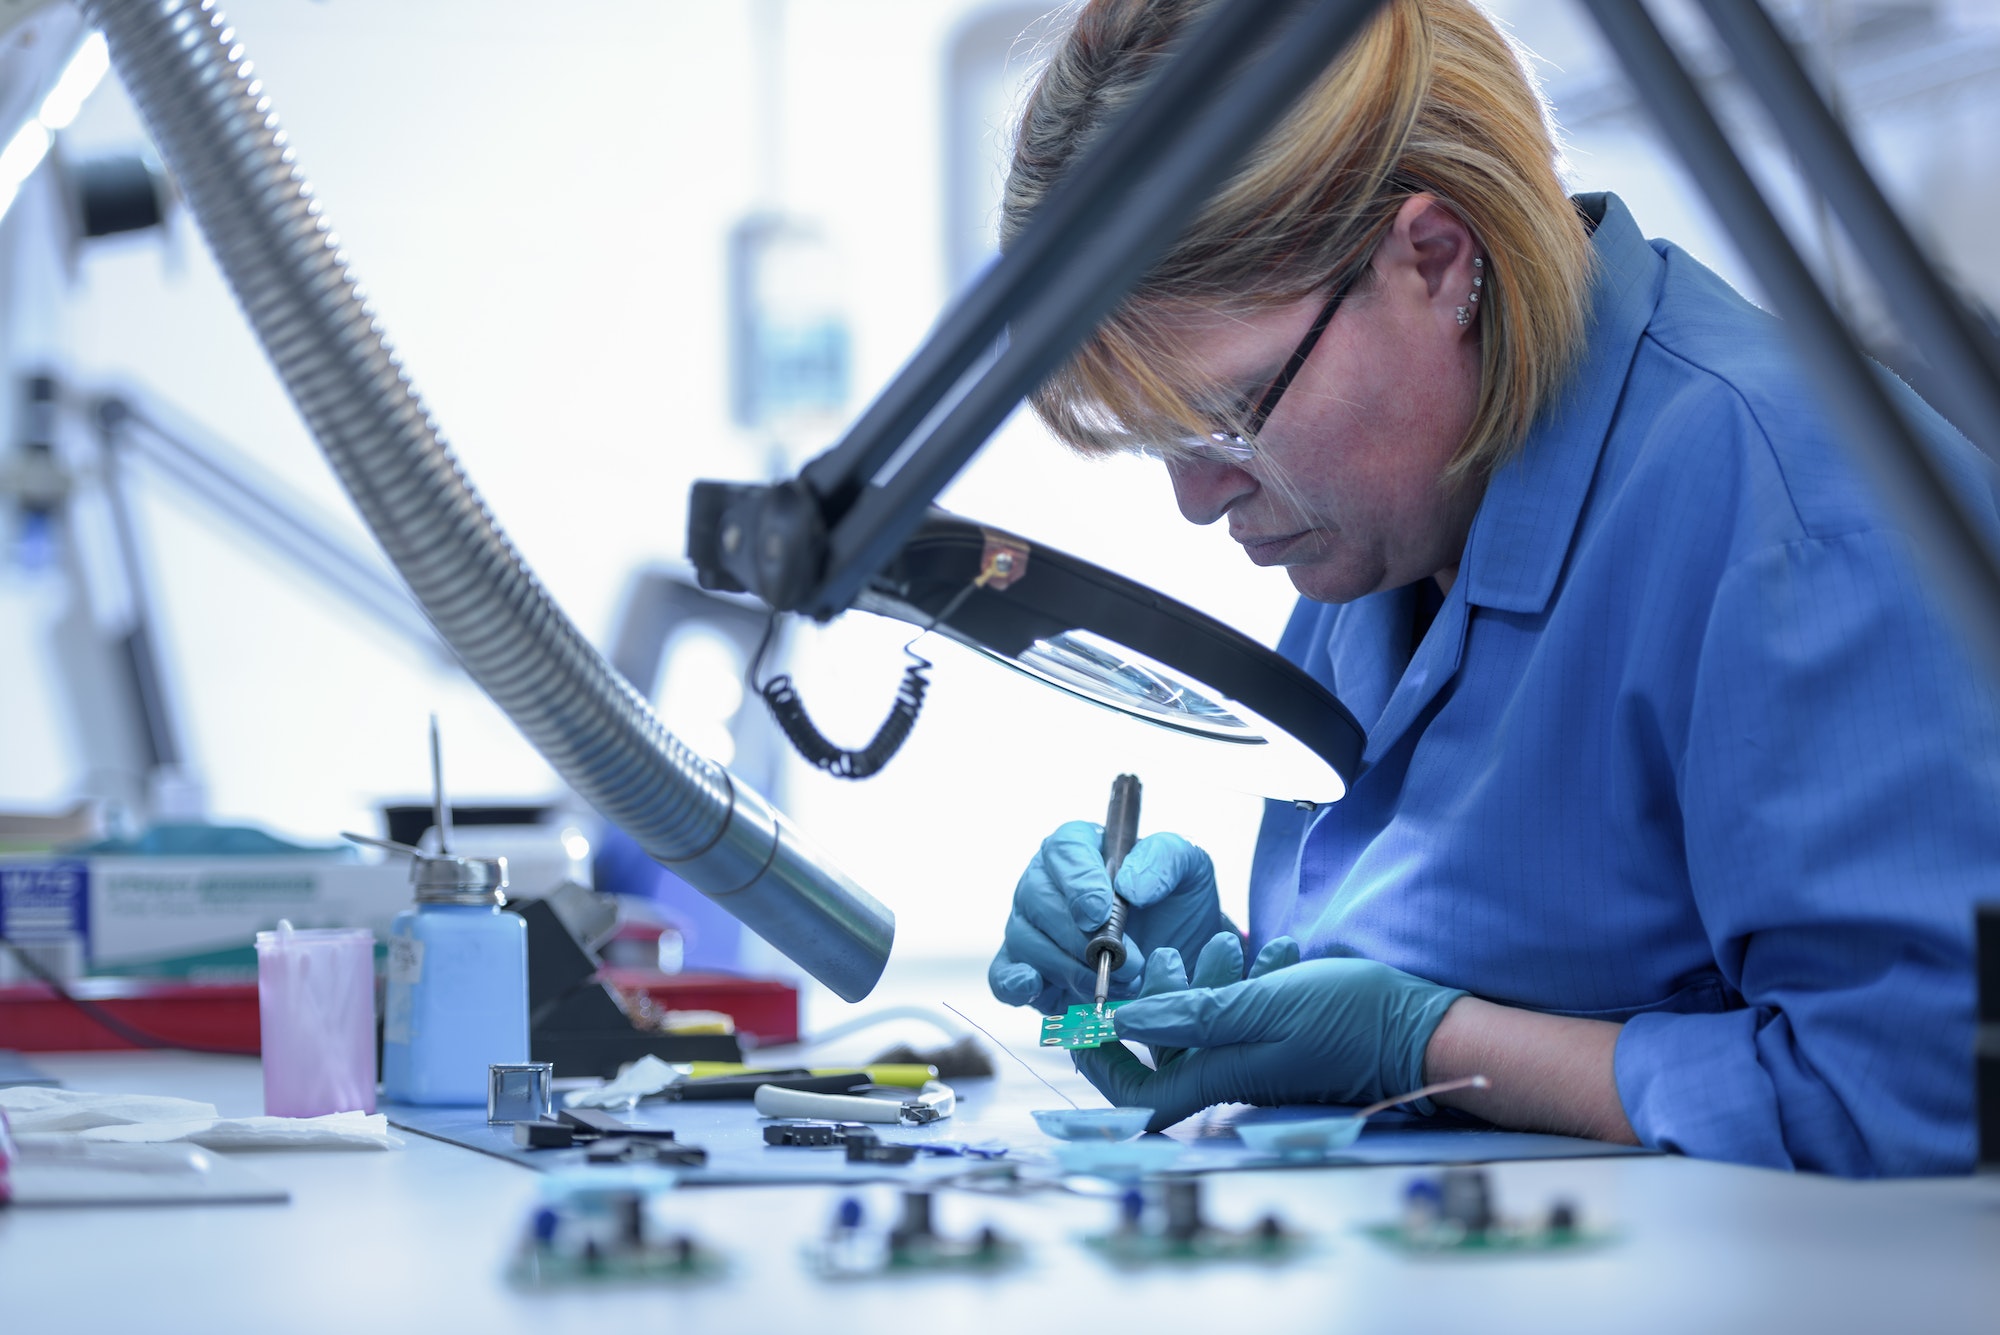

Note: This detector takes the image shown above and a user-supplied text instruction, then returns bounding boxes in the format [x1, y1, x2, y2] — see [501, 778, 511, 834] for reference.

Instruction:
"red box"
[0, 979, 261, 1053]
[0, 972, 799, 1052]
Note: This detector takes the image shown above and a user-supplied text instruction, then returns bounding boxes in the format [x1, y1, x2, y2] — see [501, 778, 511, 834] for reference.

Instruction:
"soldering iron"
[1085, 774, 1143, 1013]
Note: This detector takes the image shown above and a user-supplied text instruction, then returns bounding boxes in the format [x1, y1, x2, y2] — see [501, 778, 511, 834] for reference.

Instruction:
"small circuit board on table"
[1084, 1178, 1308, 1268]
[1040, 1001, 1131, 1048]
[807, 1191, 1023, 1280]
[1362, 1168, 1613, 1256]
[507, 1171, 728, 1289]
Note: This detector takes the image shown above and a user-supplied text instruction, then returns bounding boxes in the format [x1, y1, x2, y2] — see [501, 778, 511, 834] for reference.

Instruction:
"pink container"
[256, 923, 377, 1116]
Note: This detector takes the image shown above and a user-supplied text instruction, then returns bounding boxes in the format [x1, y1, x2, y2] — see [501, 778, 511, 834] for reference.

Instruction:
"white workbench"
[6, 1016, 1999, 1332]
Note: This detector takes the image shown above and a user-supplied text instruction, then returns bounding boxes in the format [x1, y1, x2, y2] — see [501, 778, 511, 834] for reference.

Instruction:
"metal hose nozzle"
[80, 0, 892, 999]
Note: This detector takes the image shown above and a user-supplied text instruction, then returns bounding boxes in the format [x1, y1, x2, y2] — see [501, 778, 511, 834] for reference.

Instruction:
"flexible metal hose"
[79, 0, 893, 1000]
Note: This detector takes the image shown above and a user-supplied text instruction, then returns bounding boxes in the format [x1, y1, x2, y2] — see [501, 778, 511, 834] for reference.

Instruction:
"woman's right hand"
[986, 820, 1234, 1015]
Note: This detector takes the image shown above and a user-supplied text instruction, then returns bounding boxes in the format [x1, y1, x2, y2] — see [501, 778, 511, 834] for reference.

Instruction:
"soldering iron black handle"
[1086, 774, 1143, 974]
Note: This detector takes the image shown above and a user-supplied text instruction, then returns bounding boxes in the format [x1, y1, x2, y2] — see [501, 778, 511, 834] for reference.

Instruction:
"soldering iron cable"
[76, 0, 893, 1001]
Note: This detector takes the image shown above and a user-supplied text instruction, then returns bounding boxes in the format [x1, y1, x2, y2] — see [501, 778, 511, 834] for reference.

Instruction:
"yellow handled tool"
[683, 1063, 937, 1088]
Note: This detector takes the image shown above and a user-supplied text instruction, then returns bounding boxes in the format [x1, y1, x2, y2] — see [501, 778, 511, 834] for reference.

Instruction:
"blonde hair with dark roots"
[1003, 0, 1592, 480]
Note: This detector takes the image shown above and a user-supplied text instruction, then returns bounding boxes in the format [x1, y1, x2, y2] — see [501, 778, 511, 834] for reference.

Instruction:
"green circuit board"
[1084, 1224, 1309, 1268]
[1360, 1223, 1615, 1255]
[1040, 1001, 1131, 1048]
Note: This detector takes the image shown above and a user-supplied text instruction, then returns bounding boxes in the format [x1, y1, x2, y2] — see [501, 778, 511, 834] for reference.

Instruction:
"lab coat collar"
[1358, 577, 1469, 767]
[1460, 193, 1667, 615]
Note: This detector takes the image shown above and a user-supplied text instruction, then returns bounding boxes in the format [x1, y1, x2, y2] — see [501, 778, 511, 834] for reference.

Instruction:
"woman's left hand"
[1070, 940, 1466, 1133]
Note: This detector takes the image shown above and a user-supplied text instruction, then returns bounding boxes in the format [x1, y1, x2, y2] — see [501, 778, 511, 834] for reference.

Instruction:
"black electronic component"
[763, 1120, 871, 1148]
[1084, 775, 1142, 1006]
[514, 1120, 576, 1149]
[559, 1109, 677, 1140]
[1162, 1176, 1202, 1242]
[585, 1138, 709, 1168]
[888, 1191, 934, 1249]
[1439, 1166, 1495, 1234]
[846, 1134, 918, 1166]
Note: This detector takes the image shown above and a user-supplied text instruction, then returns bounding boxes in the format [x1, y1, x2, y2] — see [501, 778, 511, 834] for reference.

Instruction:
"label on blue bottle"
[388, 936, 424, 985]
[384, 937, 424, 1045]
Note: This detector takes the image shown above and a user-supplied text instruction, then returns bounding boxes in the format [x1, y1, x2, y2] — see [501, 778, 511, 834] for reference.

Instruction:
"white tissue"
[0, 1087, 219, 1133]
[0, 1089, 398, 1150]
[563, 1054, 680, 1109]
[81, 1110, 399, 1151]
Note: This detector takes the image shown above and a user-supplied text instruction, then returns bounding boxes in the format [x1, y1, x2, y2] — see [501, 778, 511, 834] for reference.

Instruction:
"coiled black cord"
[760, 648, 933, 780]
[747, 553, 1009, 780]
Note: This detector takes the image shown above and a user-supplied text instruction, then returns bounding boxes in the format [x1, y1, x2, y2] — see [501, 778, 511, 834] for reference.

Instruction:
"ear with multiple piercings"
[1455, 255, 1485, 327]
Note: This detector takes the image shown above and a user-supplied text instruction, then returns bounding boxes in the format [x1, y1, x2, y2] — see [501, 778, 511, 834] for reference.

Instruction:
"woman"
[986, 0, 2000, 1176]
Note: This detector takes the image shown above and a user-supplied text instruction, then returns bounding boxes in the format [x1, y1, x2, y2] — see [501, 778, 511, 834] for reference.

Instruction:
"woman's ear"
[1377, 193, 1481, 338]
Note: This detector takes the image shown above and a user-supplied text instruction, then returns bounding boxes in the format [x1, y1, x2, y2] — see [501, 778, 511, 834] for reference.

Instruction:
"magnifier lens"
[1005, 630, 1256, 742]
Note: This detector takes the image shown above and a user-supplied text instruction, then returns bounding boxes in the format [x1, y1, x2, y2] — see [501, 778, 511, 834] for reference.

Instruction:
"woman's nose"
[1165, 454, 1256, 526]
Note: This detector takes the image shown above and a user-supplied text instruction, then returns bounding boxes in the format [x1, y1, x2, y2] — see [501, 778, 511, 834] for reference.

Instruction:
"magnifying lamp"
[850, 510, 1362, 804]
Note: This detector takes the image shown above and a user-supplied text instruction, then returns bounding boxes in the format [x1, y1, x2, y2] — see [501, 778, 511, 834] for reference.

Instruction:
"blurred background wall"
[3, 0, 1996, 970]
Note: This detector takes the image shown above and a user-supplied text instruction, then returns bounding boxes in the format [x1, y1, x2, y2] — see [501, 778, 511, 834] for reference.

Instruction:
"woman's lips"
[1237, 530, 1312, 565]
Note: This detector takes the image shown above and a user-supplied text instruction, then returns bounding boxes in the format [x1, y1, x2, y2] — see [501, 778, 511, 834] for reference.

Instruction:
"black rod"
[797, 0, 1311, 517]
[1576, 0, 2000, 683]
[809, 0, 1388, 617]
[1693, 0, 2000, 461]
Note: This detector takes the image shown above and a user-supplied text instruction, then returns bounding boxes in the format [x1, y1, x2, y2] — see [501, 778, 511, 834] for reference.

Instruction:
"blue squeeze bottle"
[377, 716, 529, 1105]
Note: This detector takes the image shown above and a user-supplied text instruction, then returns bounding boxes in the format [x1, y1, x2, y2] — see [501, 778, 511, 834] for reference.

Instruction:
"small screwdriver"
[1085, 774, 1143, 1014]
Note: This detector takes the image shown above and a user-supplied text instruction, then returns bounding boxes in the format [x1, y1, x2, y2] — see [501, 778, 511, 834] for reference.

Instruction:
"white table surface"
[6, 1005, 2000, 1334]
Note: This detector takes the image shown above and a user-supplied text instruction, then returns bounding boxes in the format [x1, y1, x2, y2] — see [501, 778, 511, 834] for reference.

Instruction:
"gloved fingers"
[1000, 912, 1098, 1005]
[1138, 944, 1199, 1069]
[986, 945, 1044, 1009]
[1138, 946, 1189, 998]
[1246, 935, 1301, 980]
[1013, 842, 1101, 949]
[1002, 909, 1143, 1007]
[1113, 832, 1216, 910]
[1113, 970, 1291, 1049]
[1190, 931, 1246, 990]
[1069, 1044, 1216, 1133]
[1036, 821, 1118, 933]
[1067, 1040, 1157, 1111]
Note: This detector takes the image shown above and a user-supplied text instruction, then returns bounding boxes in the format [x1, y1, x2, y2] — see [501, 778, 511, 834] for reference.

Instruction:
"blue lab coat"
[1249, 193, 2000, 1176]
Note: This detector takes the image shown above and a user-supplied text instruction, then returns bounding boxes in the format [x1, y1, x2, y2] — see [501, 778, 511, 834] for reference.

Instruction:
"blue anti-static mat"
[384, 1090, 1021, 1187]
[385, 1078, 1653, 1186]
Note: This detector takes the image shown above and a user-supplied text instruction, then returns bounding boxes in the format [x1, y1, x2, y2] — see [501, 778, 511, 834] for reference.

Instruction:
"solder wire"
[941, 1002, 1081, 1110]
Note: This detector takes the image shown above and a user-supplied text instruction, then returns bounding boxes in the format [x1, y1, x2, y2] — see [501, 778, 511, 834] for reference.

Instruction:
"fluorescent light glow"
[2, 31, 111, 229]
[0, 121, 52, 222]
[38, 31, 110, 132]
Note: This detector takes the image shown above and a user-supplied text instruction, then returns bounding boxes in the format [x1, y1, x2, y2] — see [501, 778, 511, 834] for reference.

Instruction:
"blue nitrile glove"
[1127, 931, 1294, 1066]
[1071, 942, 1466, 1133]
[988, 822, 1232, 1016]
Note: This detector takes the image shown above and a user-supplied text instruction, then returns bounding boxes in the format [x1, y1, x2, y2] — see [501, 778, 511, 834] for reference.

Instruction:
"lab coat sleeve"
[1614, 529, 1999, 1175]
